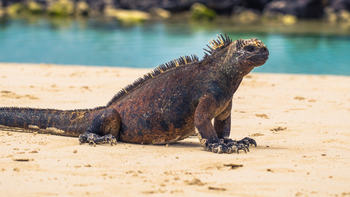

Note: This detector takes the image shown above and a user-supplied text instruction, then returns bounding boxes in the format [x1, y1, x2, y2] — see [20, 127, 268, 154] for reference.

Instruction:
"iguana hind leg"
[79, 108, 121, 146]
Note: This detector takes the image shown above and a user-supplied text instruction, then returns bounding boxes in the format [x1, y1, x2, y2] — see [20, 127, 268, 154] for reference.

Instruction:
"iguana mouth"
[248, 51, 269, 67]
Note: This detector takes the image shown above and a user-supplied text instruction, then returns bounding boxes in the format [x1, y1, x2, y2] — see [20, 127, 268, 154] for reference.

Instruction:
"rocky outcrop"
[105, 8, 150, 23]
[324, 0, 350, 23]
[244, 0, 273, 11]
[114, 0, 266, 13]
[327, 0, 350, 12]
[115, 0, 195, 11]
[1, 0, 349, 20]
[1, 0, 23, 7]
[264, 0, 324, 18]
[0, 0, 285, 15]
[204, 0, 242, 14]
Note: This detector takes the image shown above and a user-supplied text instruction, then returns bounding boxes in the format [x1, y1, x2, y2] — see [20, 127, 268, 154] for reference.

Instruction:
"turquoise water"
[0, 18, 350, 75]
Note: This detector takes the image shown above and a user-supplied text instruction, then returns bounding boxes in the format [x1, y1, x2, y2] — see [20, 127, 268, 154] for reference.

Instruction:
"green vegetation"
[6, 3, 25, 17]
[27, 1, 44, 14]
[191, 3, 216, 21]
[47, 0, 74, 16]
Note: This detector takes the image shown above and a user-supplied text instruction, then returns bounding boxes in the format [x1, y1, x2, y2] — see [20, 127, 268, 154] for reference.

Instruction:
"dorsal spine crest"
[204, 34, 232, 57]
[107, 34, 234, 106]
[107, 55, 199, 106]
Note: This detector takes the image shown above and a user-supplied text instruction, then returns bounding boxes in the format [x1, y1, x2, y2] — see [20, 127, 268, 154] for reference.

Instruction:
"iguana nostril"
[261, 47, 269, 55]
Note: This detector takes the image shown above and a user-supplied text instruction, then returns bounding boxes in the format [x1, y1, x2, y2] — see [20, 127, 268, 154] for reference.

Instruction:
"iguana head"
[205, 35, 269, 76]
[234, 38, 269, 68]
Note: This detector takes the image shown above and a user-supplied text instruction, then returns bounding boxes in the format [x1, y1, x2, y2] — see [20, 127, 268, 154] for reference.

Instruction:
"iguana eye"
[244, 45, 256, 52]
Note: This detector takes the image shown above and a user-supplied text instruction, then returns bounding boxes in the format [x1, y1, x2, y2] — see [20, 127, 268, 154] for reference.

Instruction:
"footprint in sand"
[294, 96, 306, 101]
[255, 113, 269, 119]
[1, 90, 12, 94]
[81, 86, 91, 91]
[24, 94, 39, 100]
[13, 167, 20, 172]
[208, 186, 226, 191]
[46, 84, 61, 92]
[270, 126, 287, 132]
[70, 71, 86, 77]
[184, 178, 205, 186]
[294, 96, 317, 103]
[250, 133, 264, 137]
[1, 90, 39, 100]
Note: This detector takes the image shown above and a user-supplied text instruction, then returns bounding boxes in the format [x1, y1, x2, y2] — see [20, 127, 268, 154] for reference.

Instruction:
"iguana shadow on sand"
[0, 34, 269, 154]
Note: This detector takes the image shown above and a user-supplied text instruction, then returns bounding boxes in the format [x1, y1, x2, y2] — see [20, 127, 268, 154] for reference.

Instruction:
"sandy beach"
[0, 63, 349, 196]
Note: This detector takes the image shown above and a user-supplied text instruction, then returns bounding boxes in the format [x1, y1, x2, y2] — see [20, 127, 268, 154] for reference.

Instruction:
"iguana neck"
[205, 56, 249, 98]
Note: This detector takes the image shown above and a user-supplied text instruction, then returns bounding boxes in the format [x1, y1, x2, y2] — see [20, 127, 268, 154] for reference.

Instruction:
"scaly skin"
[0, 34, 269, 153]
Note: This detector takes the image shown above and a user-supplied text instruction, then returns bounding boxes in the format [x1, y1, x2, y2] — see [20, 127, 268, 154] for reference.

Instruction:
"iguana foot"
[79, 132, 117, 146]
[204, 137, 257, 154]
[237, 137, 257, 148]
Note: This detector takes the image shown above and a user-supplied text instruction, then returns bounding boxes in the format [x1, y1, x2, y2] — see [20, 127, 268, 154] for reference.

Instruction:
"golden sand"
[0, 63, 349, 196]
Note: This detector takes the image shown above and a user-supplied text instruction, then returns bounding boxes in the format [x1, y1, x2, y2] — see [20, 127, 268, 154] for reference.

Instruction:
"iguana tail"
[0, 107, 102, 137]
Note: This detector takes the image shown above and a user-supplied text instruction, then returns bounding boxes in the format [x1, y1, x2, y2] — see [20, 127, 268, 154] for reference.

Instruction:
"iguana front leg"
[79, 108, 121, 146]
[214, 101, 232, 138]
[195, 95, 256, 154]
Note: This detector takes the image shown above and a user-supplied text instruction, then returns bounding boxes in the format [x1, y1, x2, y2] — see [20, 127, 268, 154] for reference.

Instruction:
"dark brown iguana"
[0, 34, 269, 154]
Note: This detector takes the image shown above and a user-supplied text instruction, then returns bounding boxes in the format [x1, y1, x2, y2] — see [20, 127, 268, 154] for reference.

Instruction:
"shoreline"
[2, 62, 350, 77]
[0, 63, 350, 196]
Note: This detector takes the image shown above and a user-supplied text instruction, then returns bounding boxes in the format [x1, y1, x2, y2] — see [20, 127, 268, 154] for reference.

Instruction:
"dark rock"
[205, 0, 242, 14]
[84, 0, 112, 13]
[0, 0, 47, 9]
[244, 0, 273, 11]
[115, 0, 197, 12]
[1, 0, 23, 7]
[0, 0, 327, 19]
[114, 0, 269, 14]
[264, 0, 324, 18]
[0, 0, 277, 16]
[327, 0, 350, 12]
[203, 0, 273, 13]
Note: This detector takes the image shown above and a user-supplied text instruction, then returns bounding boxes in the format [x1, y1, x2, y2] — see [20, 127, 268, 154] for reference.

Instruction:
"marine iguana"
[0, 34, 269, 154]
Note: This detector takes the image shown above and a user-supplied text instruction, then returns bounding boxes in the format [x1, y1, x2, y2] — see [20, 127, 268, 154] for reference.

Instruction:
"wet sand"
[0, 63, 350, 196]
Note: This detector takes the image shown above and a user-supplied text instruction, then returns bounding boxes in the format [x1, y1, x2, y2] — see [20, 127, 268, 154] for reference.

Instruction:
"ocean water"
[0, 18, 349, 75]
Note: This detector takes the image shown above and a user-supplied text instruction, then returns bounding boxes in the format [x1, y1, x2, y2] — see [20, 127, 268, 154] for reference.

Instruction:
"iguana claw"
[238, 137, 257, 147]
[79, 132, 117, 146]
[204, 137, 256, 154]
